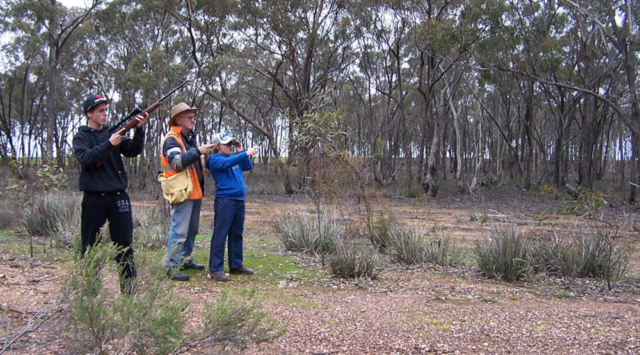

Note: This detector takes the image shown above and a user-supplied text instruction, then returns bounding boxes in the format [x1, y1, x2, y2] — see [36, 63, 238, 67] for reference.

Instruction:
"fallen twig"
[0, 297, 69, 354]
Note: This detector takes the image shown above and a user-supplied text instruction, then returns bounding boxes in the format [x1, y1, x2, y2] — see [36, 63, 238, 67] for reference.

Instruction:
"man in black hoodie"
[72, 94, 149, 295]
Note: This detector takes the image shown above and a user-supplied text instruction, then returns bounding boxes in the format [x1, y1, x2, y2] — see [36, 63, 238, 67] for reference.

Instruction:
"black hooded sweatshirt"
[72, 125, 145, 193]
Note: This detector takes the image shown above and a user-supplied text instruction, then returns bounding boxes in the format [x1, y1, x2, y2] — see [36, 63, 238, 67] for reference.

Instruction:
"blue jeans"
[166, 199, 202, 269]
[209, 198, 245, 272]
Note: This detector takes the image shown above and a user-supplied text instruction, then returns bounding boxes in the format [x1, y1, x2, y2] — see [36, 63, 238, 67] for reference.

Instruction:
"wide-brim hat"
[170, 102, 198, 126]
[83, 94, 112, 114]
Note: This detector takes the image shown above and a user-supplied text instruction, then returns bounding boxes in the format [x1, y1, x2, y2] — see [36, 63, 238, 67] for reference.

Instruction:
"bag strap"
[161, 131, 185, 153]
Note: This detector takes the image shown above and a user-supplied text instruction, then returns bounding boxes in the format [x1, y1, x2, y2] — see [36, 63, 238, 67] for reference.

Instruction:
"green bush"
[64, 244, 187, 354]
[563, 189, 608, 214]
[23, 192, 81, 247]
[367, 213, 460, 267]
[533, 231, 631, 281]
[200, 288, 287, 351]
[366, 211, 396, 253]
[274, 212, 312, 252]
[63, 243, 284, 353]
[424, 234, 460, 266]
[388, 226, 428, 265]
[474, 227, 532, 282]
[330, 242, 379, 279]
[400, 184, 425, 198]
[274, 212, 340, 255]
[64, 243, 128, 354]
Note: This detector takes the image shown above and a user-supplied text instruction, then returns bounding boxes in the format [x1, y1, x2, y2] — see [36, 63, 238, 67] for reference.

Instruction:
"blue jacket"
[206, 152, 253, 200]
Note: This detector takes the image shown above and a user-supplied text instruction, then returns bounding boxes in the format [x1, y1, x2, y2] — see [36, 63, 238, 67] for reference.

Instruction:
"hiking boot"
[229, 266, 254, 275]
[209, 270, 230, 281]
[181, 262, 205, 271]
[167, 270, 191, 281]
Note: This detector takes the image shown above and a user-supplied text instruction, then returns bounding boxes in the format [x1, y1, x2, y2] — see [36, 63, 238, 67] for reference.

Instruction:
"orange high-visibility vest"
[161, 126, 205, 200]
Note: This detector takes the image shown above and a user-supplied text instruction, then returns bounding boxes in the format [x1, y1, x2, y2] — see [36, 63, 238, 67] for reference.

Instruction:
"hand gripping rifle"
[97, 80, 190, 167]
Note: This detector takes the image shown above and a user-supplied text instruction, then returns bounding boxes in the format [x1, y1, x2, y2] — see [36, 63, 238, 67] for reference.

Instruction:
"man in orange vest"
[161, 103, 214, 281]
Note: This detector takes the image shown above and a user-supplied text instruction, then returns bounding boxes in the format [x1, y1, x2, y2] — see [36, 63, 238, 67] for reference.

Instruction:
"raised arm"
[73, 133, 113, 167]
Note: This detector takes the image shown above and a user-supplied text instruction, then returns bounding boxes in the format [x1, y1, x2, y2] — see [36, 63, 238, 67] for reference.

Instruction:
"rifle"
[108, 80, 190, 135]
[97, 80, 190, 167]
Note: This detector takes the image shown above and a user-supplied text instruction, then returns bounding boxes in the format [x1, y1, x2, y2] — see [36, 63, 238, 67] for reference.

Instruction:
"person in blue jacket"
[206, 132, 259, 281]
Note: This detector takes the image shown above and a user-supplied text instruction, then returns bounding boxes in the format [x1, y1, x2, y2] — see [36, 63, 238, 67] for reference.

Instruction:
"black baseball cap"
[83, 94, 112, 114]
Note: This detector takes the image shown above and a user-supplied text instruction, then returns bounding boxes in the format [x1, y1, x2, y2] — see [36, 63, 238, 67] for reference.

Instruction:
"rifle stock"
[113, 101, 162, 136]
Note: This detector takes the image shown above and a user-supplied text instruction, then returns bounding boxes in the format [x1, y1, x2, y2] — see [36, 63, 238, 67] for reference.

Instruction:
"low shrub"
[200, 288, 287, 351]
[474, 227, 532, 281]
[424, 234, 459, 266]
[366, 211, 396, 253]
[400, 184, 425, 198]
[23, 192, 81, 247]
[540, 183, 559, 195]
[65, 244, 190, 354]
[274, 212, 340, 255]
[274, 212, 312, 252]
[533, 230, 631, 281]
[330, 242, 379, 279]
[63, 243, 284, 353]
[388, 226, 427, 265]
[563, 189, 608, 214]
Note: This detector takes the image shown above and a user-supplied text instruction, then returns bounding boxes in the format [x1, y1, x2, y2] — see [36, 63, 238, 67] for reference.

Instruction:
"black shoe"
[229, 266, 254, 275]
[181, 262, 205, 271]
[209, 271, 230, 281]
[167, 270, 190, 281]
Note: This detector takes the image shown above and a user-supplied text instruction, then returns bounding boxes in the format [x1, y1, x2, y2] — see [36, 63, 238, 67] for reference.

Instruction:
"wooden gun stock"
[114, 102, 162, 136]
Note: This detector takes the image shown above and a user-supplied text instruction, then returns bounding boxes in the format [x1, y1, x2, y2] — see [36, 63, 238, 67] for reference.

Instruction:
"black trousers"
[81, 191, 136, 291]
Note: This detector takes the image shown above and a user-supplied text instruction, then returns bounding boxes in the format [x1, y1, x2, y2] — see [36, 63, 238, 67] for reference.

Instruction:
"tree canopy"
[1, 0, 638, 199]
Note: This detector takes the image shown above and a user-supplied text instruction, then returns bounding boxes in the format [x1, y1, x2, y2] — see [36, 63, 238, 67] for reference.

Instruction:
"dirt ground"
[1, 190, 640, 354]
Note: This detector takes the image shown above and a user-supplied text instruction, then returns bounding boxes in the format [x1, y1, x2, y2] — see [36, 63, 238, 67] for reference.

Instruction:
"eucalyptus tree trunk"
[422, 117, 440, 197]
[522, 80, 534, 190]
[445, 77, 463, 193]
[578, 94, 598, 189]
[422, 90, 445, 197]
[469, 99, 484, 192]
[553, 110, 564, 187]
[45, 0, 58, 163]
[417, 51, 437, 195]
[618, 116, 625, 195]
[20, 66, 30, 161]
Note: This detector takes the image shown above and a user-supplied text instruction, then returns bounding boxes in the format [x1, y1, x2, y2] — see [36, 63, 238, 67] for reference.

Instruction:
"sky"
[58, 0, 94, 9]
